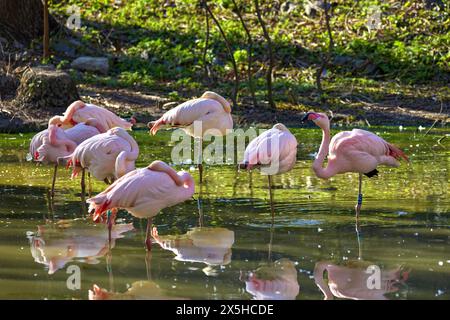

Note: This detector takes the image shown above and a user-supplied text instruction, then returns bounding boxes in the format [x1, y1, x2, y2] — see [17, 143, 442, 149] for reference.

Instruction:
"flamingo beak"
[302, 112, 321, 122]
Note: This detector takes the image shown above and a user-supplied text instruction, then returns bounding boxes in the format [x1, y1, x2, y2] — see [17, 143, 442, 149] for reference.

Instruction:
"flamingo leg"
[106, 248, 114, 292]
[145, 250, 152, 281]
[81, 168, 86, 197]
[88, 172, 92, 198]
[80, 168, 87, 216]
[145, 217, 153, 251]
[197, 137, 203, 184]
[268, 175, 275, 222]
[50, 164, 58, 198]
[355, 173, 363, 221]
[107, 210, 112, 245]
[197, 184, 204, 227]
[356, 224, 363, 260]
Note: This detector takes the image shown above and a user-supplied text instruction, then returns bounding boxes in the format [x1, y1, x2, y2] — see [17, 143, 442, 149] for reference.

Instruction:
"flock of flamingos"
[29, 91, 409, 256]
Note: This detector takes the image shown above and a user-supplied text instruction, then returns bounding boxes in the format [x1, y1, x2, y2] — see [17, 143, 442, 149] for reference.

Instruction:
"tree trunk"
[0, 0, 57, 44]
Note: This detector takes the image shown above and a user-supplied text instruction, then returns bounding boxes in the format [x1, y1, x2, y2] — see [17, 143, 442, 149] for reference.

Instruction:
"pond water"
[0, 126, 448, 300]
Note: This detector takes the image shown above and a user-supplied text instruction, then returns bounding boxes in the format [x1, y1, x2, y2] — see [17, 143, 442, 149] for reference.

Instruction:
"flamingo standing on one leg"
[29, 119, 104, 196]
[240, 123, 298, 218]
[302, 112, 409, 219]
[62, 127, 139, 198]
[48, 100, 135, 131]
[87, 161, 195, 251]
[148, 91, 233, 183]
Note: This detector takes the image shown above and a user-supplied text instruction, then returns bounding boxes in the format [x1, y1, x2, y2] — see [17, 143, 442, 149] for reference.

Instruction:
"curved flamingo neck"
[313, 125, 336, 179]
[62, 101, 85, 125]
[48, 125, 77, 152]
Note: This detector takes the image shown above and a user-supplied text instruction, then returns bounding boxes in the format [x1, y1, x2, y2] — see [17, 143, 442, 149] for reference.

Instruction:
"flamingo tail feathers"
[387, 143, 409, 162]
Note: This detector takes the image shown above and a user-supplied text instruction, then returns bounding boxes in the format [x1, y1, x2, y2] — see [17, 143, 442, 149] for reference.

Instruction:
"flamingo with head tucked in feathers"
[48, 100, 135, 131]
[87, 160, 195, 251]
[302, 112, 409, 219]
[29, 119, 104, 196]
[148, 91, 233, 183]
[61, 127, 139, 197]
[240, 123, 298, 218]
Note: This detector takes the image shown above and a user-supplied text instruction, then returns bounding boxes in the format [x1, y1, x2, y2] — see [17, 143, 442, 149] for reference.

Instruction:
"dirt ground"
[0, 83, 448, 133]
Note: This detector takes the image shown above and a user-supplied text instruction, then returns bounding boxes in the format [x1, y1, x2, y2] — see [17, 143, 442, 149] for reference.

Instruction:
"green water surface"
[0, 126, 448, 300]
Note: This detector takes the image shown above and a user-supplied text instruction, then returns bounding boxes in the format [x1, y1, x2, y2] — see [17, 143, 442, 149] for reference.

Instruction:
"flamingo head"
[302, 112, 330, 130]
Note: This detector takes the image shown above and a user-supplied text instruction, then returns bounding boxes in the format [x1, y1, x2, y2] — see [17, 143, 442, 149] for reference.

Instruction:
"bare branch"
[231, 0, 257, 108]
[254, 0, 276, 110]
[204, 1, 239, 109]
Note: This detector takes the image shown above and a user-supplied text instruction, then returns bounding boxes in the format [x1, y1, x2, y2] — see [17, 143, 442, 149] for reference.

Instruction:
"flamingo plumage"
[48, 100, 135, 131]
[87, 160, 195, 250]
[29, 120, 103, 196]
[63, 127, 139, 196]
[303, 112, 409, 218]
[149, 91, 233, 182]
[240, 123, 298, 218]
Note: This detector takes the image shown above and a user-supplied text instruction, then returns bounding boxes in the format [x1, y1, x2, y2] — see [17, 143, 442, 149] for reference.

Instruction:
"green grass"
[47, 0, 449, 109]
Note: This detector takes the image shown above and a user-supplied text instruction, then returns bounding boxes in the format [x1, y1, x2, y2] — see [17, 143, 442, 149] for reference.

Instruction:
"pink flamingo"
[149, 91, 233, 182]
[303, 112, 409, 218]
[87, 161, 195, 250]
[240, 123, 298, 217]
[62, 127, 139, 196]
[29, 119, 104, 196]
[48, 100, 135, 131]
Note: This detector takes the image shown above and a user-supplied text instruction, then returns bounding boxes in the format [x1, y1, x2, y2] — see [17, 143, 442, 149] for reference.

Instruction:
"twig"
[254, 0, 275, 110]
[204, 1, 239, 108]
[43, 0, 50, 60]
[316, 0, 333, 96]
[231, 0, 257, 108]
[201, 1, 211, 82]
[425, 99, 444, 135]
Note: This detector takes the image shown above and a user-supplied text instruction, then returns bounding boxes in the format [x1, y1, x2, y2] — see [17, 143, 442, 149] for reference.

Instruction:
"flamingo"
[241, 258, 300, 300]
[240, 123, 298, 218]
[87, 160, 195, 251]
[29, 119, 104, 196]
[302, 112, 409, 219]
[148, 91, 233, 182]
[48, 100, 135, 131]
[62, 127, 139, 197]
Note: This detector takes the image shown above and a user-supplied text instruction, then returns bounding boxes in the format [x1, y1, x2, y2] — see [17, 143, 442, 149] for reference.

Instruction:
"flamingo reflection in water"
[313, 222, 410, 300]
[240, 220, 299, 300]
[314, 261, 409, 300]
[241, 259, 300, 300]
[151, 227, 234, 276]
[89, 251, 187, 300]
[29, 219, 133, 274]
